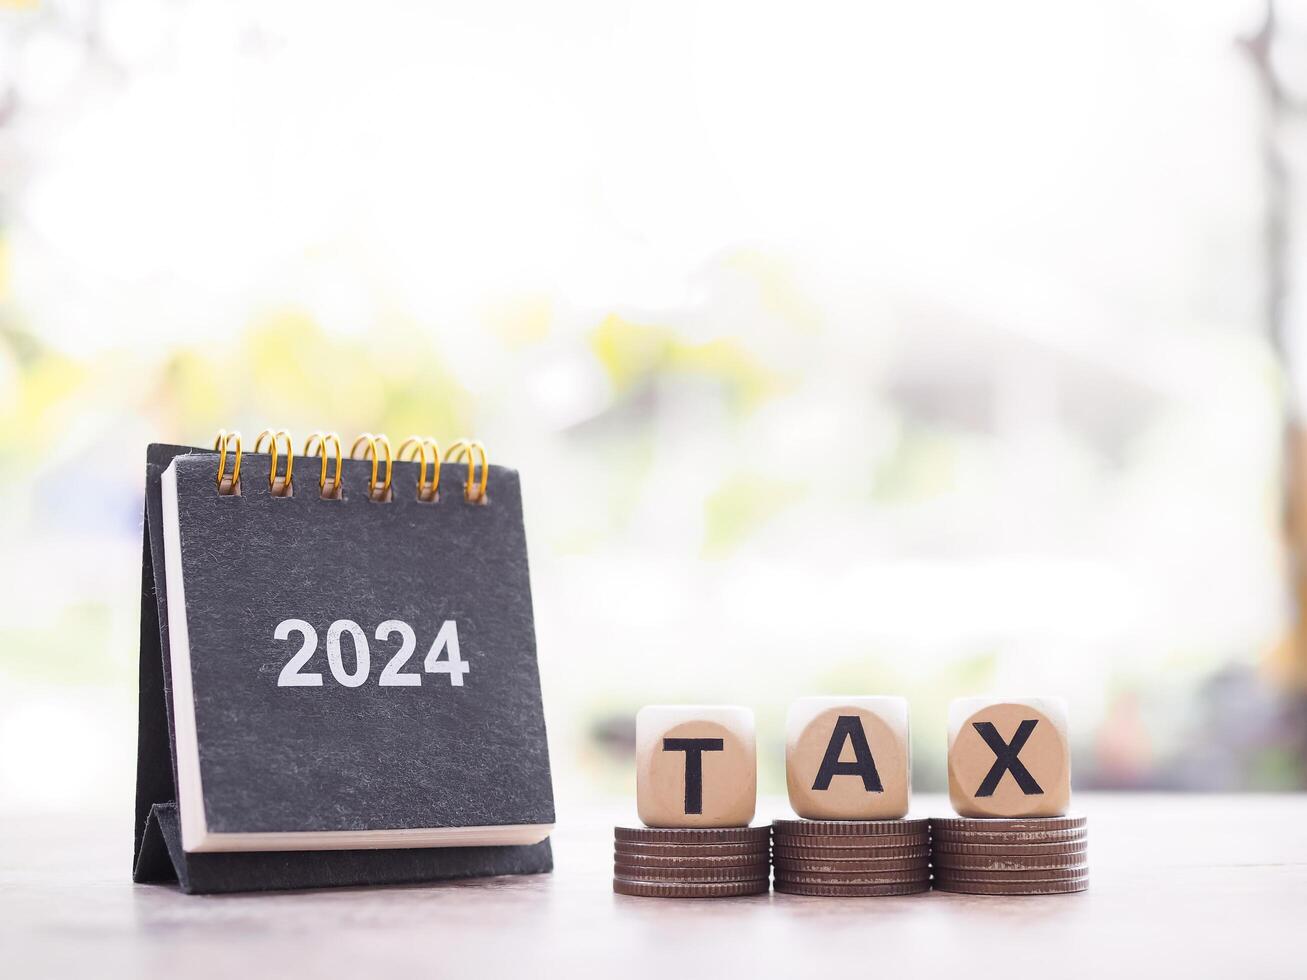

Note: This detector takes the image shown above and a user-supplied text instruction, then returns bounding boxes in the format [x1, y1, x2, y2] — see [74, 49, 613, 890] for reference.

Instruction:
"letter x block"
[947, 697, 1070, 818]
[785, 696, 910, 820]
[636, 705, 756, 828]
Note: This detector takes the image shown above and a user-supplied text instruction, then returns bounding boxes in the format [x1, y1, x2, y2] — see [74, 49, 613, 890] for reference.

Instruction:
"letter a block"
[785, 696, 910, 820]
[636, 705, 756, 828]
[948, 697, 1070, 818]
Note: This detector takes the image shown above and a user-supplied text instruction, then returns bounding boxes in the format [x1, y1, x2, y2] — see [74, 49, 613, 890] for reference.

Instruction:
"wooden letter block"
[785, 696, 910, 820]
[948, 697, 1070, 818]
[636, 705, 756, 828]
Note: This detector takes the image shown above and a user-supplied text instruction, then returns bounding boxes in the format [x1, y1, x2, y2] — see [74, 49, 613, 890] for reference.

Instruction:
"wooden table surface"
[3, 794, 1303, 978]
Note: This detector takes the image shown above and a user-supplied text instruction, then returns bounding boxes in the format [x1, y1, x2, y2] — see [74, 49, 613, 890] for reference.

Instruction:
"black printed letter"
[973, 720, 1043, 797]
[662, 737, 725, 814]
[812, 715, 884, 792]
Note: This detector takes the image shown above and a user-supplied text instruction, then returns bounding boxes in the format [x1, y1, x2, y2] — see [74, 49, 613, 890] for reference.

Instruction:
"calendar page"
[156, 448, 554, 853]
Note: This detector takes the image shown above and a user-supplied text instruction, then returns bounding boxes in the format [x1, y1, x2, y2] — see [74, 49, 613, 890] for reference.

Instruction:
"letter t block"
[636, 705, 756, 828]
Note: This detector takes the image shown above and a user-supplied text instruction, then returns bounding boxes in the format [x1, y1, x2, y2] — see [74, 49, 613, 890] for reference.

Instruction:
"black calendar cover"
[133, 443, 555, 893]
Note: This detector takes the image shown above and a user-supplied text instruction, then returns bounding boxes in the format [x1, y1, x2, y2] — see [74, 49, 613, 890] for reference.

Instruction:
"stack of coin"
[770, 818, 932, 896]
[929, 816, 1088, 895]
[612, 826, 771, 897]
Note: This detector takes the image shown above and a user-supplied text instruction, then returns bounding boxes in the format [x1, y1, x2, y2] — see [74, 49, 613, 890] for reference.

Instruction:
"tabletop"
[3, 793, 1303, 978]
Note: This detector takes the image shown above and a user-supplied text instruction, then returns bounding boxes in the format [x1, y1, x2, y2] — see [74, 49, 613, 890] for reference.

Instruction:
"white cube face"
[785, 696, 911, 820]
[635, 705, 757, 828]
[947, 697, 1070, 818]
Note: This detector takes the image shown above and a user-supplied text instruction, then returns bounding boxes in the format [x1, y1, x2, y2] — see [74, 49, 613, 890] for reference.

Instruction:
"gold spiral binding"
[255, 429, 295, 496]
[445, 439, 489, 502]
[397, 436, 441, 501]
[213, 430, 243, 494]
[350, 432, 394, 501]
[303, 432, 343, 499]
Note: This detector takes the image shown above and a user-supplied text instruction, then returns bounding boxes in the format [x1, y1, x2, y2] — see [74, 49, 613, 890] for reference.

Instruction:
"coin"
[772, 818, 930, 837]
[773, 844, 931, 861]
[776, 871, 931, 887]
[615, 842, 770, 858]
[612, 877, 770, 898]
[773, 879, 930, 897]
[613, 864, 771, 882]
[931, 852, 1091, 872]
[933, 864, 1088, 882]
[614, 826, 771, 845]
[933, 827, 1086, 844]
[773, 857, 930, 874]
[612, 852, 771, 869]
[932, 875, 1088, 896]
[934, 842, 1088, 859]
[929, 816, 1086, 834]
[770, 833, 929, 849]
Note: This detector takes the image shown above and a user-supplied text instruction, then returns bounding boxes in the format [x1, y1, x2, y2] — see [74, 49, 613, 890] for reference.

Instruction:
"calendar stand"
[133, 443, 554, 895]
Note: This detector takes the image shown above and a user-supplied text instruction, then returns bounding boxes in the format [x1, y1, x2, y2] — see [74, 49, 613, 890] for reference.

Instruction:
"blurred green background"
[2, 0, 1305, 817]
